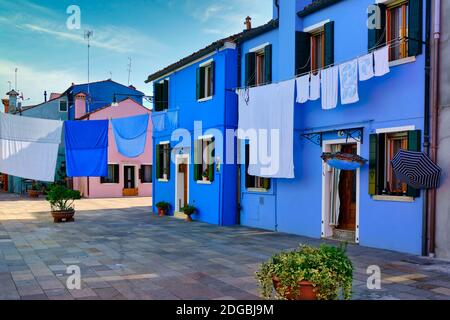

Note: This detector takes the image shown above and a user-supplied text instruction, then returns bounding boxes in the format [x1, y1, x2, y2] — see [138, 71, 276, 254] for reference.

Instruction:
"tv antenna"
[84, 30, 94, 112]
[14, 68, 18, 90]
[127, 57, 132, 85]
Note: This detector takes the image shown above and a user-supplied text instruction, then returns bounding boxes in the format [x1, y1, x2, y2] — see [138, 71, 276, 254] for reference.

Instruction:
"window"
[196, 61, 215, 100]
[154, 80, 169, 112]
[369, 130, 421, 198]
[245, 144, 271, 191]
[101, 164, 119, 184]
[194, 137, 215, 182]
[156, 143, 171, 180]
[311, 30, 325, 71]
[140, 165, 152, 183]
[295, 21, 334, 75]
[59, 100, 68, 112]
[245, 44, 272, 86]
[387, 1, 409, 61]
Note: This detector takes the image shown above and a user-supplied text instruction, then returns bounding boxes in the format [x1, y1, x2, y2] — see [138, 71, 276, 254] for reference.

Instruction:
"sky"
[0, 0, 273, 108]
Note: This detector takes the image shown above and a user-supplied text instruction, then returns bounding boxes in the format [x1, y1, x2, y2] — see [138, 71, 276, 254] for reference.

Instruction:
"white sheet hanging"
[0, 113, 63, 182]
[321, 66, 339, 110]
[339, 59, 359, 105]
[374, 46, 390, 77]
[310, 73, 321, 101]
[296, 74, 310, 104]
[237, 80, 295, 179]
[358, 53, 374, 81]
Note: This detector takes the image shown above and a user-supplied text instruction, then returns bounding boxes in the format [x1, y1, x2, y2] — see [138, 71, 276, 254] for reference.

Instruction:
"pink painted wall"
[73, 98, 152, 198]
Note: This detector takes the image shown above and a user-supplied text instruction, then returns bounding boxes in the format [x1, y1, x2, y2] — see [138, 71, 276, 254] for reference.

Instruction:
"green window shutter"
[408, 0, 423, 56]
[155, 145, 161, 179]
[369, 134, 378, 195]
[194, 139, 200, 181]
[324, 21, 335, 67]
[165, 145, 171, 180]
[196, 67, 204, 100]
[264, 44, 272, 84]
[263, 178, 271, 190]
[163, 80, 169, 110]
[114, 165, 120, 184]
[208, 140, 215, 182]
[295, 31, 311, 75]
[139, 166, 143, 183]
[154, 83, 164, 112]
[245, 144, 253, 189]
[210, 61, 215, 96]
[377, 133, 386, 195]
[407, 130, 422, 198]
[368, 4, 386, 51]
[245, 52, 256, 87]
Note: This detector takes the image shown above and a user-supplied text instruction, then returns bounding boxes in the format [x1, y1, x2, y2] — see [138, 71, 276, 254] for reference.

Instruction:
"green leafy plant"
[180, 204, 196, 216]
[31, 181, 41, 191]
[202, 168, 209, 179]
[255, 244, 353, 300]
[46, 185, 81, 212]
[156, 201, 170, 210]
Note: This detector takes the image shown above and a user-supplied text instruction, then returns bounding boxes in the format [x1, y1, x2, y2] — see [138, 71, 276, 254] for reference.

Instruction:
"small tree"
[46, 185, 81, 212]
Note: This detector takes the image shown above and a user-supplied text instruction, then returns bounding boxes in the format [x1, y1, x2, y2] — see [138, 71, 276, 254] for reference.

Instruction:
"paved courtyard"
[1, 193, 450, 300]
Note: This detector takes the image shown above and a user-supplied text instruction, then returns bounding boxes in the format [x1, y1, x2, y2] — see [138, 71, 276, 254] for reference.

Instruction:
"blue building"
[4, 79, 144, 194]
[236, 0, 428, 255]
[146, 23, 277, 225]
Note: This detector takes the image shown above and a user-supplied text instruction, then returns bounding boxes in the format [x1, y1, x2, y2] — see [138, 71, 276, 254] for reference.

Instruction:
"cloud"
[0, 59, 84, 106]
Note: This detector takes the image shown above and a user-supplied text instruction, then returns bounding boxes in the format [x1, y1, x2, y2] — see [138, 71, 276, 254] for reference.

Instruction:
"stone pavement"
[1, 192, 450, 300]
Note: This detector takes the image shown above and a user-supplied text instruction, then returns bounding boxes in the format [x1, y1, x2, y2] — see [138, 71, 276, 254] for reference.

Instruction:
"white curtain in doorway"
[329, 145, 342, 226]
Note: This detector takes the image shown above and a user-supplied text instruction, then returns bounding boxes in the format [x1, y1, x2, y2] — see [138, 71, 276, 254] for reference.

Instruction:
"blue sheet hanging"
[65, 120, 109, 177]
[111, 114, 149, 158]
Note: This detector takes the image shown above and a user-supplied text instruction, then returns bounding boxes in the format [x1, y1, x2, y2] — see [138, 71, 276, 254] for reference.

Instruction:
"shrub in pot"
[28, 181, 41, 198]
[180, 204, 196, 222]
[46, 185, 81, 223]
[156, 201, 170, 217]
[256, 244, 353, 300]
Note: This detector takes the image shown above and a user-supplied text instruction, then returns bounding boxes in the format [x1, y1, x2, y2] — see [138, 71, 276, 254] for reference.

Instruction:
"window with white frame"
[196, 61, 215, 100]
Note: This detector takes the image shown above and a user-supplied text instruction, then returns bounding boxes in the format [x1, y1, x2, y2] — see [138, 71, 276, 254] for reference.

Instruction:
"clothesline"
[229, 37, 407, 92]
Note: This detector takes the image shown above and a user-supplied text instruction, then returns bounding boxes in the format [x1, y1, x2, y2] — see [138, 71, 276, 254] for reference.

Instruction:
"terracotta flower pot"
[157, 207, 167, 217]
[272, 277, 318, 300]
[51, 209, 75, 223]
[185, 214, 193, 222]
[28, 190, 40, 198]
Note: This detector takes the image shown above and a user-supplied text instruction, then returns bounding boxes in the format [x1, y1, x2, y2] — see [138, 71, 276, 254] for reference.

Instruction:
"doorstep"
[173, 212, 186, 220]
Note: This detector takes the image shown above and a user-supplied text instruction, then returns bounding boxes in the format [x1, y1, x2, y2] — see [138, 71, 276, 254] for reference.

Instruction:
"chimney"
[44, 91, 47, 102]
[1, 98, 9, 113]
[6, 90, 19, 114]
[74, 93, 87, 119]
[245, 16, 252, 30]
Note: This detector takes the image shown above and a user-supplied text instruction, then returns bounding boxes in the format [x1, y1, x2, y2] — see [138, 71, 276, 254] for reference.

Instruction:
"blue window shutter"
[296, 31, 311, 75]
[264, 44, 272, 84]
[324, 21, 335, 67]
[408, 0, 423, 56]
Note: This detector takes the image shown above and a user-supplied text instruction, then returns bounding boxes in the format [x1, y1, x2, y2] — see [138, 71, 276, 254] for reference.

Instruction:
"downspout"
[275, 0, 280, 19]
[427, 0, 441, 256]
[422, 0, 432, 256]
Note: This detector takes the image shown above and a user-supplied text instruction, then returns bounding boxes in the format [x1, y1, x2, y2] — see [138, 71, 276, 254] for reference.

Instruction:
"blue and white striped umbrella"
[391, 149, 441, 189]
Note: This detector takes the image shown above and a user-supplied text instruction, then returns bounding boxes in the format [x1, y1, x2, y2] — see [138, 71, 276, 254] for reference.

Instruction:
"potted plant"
[256, 244, 353, 300]
[46, 185, 81, 223]
[156, 201, 170, 217]
[28, 181, 41, 198]
[202, 168, 209, 182]
[180, 204, 196, 222]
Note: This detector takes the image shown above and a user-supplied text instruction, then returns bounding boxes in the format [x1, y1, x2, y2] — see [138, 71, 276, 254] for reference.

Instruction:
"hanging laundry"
[111, 114, 149, 158]
[321, 66, 339, 110]
[237, 80, 295, 179]
[358, 52, 374, 81]
[339, 59, 359, 105]
[151, 113, 165, 132]
[0, 113, 63, 182]
[374, 46, 390, 77]
[65, 120, 109, 177]
[237, 88, 253, 133]
[296, 74, 310, 104]
[309, 73, 321, 101]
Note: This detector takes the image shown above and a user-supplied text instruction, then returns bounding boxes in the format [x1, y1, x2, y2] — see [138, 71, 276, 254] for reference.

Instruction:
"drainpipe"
[427, 0, 441, 256]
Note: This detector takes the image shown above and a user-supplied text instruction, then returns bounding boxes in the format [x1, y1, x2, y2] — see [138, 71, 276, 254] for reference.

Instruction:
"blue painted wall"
[238, 0, 427, 255]
[152, 47, 238, 226]
[68, 80, 144, 119]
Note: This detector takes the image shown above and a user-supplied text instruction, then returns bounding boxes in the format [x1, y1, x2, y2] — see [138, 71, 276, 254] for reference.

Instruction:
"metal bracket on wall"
[301, 127, 364, 147]
[301, 132, 323, 146]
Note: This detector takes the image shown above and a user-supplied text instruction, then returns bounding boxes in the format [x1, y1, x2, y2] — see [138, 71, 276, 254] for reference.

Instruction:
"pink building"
[72, 94, 152, 198]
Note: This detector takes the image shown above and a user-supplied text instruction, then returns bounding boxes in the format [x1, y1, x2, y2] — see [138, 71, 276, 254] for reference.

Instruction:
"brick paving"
[1, 192, 450, 300]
